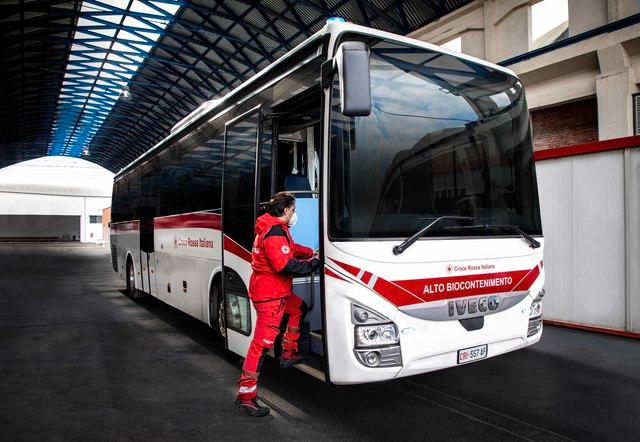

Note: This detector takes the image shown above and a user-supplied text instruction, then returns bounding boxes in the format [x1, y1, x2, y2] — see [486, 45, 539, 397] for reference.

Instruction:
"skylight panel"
[93, 28, 118, 38]
[123, 16, 156, 30]
[77, 17, 100, 27]
[118, 30, 147, 43]
[106, 53, 130, 63]
[96, 14, 125, 25]
[137, 31, 162, 42]
[154, 2, 180, 15]
[132, 43, 154, 52]
[130, 1, 165, 16]
[48, 0, 180, 158]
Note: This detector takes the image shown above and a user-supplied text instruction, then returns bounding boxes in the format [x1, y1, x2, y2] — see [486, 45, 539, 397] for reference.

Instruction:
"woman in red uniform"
[235, 192, 319, 417]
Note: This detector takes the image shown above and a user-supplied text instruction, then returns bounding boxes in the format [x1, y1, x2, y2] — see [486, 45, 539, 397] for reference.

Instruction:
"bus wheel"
[126, 258, 146, 302]
[210, 281, 227, 348]
[126, 259, 136, 297]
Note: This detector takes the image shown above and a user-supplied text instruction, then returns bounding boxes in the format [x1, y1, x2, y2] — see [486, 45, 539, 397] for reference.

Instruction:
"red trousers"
[237, 294, 306, 400]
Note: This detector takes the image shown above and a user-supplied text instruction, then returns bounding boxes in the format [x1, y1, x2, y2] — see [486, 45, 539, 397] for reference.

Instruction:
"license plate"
[457, 344, 487, 364]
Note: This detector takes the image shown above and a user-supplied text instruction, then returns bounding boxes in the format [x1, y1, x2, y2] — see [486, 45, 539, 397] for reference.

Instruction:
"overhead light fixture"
[119, 85, 132, 101]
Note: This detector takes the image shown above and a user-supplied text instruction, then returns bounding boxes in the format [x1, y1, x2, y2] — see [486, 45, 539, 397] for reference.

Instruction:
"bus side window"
[258, 120, 274, 207]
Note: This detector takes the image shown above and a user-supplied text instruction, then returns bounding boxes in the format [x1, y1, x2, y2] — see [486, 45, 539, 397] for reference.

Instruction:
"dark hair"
[267, 192, 295, 216]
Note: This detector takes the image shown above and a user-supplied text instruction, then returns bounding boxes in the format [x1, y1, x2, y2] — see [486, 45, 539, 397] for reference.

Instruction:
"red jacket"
[248, 213, 318, 301]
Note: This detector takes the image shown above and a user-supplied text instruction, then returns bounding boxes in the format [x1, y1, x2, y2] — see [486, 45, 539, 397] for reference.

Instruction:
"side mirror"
[335, 41, 371, 117]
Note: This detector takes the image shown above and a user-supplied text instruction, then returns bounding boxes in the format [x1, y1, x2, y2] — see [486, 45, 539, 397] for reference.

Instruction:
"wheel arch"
[125, 250, 136, 276]
[207, 266, 223, 328]
[124, 250, 140, 289]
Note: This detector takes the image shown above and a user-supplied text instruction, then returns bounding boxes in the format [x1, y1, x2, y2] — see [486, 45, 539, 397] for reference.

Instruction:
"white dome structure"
[0, 156, 113, 243]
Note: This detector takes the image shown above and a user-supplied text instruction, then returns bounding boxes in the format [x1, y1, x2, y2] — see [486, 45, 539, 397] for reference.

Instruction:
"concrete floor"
[1, 243, 638, 441]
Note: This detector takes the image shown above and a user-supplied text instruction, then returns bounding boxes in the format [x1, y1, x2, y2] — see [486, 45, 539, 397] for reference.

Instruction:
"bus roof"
[114, 21, 516, 180]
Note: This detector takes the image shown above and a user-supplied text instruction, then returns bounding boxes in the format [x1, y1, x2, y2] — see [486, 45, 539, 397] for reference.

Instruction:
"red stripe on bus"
[329, 258, 543, 306]
[154, 212, 221, 230]
[371, 277, 427, 307]
[223, 235, 252, 263]
[511, 264, 540, 292]
[110, 220, 140, 232]
[329, 258, 425, 306]
[325, 267, 350, 282]
[394, 265, 540, 302]
[328, 258, 361, 278]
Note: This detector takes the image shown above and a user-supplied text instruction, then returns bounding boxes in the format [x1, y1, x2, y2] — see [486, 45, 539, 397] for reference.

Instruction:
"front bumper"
[325, 275, 544, 385]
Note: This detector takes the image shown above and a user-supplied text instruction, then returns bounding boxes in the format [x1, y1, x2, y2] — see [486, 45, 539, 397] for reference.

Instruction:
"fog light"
[351, 304, 387, 324]
[528, 318, 542, 337]
[354, 346, 402, 368]
[364, 351, 381, 367]
[353, 307, 369, 323]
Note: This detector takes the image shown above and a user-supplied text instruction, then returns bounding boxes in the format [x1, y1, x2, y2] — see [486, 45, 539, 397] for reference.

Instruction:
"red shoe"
[235, 397, 270, 417]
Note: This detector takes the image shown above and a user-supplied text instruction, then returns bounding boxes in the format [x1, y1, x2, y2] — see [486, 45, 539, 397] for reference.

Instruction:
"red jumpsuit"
[237, 213, 318, 400]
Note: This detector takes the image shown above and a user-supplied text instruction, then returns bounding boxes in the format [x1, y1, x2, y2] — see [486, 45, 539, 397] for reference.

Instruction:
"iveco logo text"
[448, 295, 500, 318]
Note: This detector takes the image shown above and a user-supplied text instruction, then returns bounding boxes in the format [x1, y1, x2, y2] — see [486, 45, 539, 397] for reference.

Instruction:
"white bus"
[110, 20, 544, 384]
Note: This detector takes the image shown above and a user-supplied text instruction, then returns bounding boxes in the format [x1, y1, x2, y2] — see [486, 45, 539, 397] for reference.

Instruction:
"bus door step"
[310, 330, 324, 356]
[294, 353, 326, 382]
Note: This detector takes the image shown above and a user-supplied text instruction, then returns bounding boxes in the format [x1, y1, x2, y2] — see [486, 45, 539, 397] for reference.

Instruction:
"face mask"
[288, 212, 298, 227]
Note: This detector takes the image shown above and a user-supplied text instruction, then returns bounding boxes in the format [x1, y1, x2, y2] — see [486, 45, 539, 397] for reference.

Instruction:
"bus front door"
[140, 172, 157, 297]
[221, 108, 260, 355]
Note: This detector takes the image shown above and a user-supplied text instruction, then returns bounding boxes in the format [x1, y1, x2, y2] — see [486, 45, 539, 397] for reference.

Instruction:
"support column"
[608, 0, 640, 22]
[568, 0, 607, 36]
[80, 196, 87, 243]
[488, 1, 531, 62]
[461, 29, 486, 59]
[596, 43, 632, 140]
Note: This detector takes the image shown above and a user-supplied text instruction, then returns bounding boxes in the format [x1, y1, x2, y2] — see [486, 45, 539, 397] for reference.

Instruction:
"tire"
[126, 258, 146, 302]
[126, 258, 136, 297]
[210, 279, 227, 348]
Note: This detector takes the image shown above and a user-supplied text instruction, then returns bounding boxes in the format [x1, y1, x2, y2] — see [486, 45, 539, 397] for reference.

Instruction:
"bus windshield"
[329, 39, 542, 240]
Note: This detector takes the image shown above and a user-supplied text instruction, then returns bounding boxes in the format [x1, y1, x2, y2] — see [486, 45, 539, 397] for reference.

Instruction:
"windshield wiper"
[392, 216, 477, 255]
[444, 223, 541, 248]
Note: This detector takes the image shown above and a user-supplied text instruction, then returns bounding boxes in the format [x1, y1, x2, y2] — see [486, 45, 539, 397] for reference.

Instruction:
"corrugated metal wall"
[536, 147, 640, 333]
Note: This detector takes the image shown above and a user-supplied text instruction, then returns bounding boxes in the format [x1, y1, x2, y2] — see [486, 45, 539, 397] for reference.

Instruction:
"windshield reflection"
[329, 40, 542, 239]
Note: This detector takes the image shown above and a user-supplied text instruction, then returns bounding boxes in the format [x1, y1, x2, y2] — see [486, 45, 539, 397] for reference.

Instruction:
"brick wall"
[102, 207, 111, 242]
[531, 98, 598, 151]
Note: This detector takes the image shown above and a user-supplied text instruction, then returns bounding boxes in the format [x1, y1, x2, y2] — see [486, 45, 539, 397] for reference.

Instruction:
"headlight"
[355, 323, 399, 348]
[529, 301, 543, 318]
[529, 288, 544, 319]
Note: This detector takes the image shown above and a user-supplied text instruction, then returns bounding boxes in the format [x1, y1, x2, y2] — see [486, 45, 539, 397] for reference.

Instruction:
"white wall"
[536, 148, 639, 332]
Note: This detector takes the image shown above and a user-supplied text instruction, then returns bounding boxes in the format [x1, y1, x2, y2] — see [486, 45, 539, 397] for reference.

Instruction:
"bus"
[110, 20, 544, 384]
